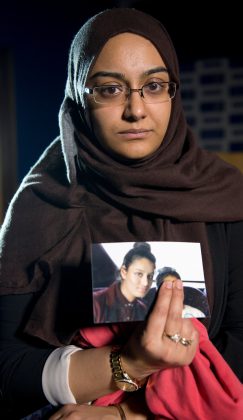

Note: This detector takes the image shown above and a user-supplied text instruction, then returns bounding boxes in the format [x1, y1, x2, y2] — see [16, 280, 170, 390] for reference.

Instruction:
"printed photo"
[91, 241, 210, 324]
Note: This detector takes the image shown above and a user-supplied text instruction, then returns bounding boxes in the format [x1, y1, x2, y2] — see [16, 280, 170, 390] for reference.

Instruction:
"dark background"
[1, 0, 242, 180]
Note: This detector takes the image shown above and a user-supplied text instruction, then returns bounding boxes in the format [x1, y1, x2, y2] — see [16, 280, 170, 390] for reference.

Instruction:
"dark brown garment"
[1, 9, 243, 347]
[93, 281, 148, 323]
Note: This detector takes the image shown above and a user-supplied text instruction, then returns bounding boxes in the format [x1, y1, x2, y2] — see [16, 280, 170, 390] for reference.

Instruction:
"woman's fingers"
[162, 280, 184, 338]
[163, 317, 199, 355]
[159, 280, 199, 364]
[145, 279, 184, 340]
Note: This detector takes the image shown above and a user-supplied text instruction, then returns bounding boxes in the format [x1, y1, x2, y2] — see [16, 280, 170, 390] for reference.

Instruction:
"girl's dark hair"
[122, 242, 156, 268]
[156, 266, 181, 288]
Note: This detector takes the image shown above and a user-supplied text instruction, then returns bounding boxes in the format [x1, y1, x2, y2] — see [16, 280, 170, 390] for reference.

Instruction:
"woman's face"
[85, 32, 172, 160]
[120, 257, 155, 302]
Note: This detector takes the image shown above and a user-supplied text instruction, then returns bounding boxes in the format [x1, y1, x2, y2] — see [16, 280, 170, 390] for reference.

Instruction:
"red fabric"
[73, 319, 243, 419]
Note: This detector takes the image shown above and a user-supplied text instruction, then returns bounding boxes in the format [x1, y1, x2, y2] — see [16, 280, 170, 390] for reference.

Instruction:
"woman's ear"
[120, 265, 127, 281]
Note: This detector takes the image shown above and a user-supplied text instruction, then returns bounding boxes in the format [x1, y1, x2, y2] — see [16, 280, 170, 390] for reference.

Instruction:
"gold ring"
[163, 332, 181, 343]
[179, 336, 193, 346]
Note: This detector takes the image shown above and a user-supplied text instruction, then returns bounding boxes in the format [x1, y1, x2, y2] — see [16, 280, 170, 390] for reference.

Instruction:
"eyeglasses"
[84, 81, 176, 105]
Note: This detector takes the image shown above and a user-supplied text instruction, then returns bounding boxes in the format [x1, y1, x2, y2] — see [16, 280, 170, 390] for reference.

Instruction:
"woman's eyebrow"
[89, 67, 168, 81]
[89, 71, 126, 81]
[134, 267, 155, 275]
[144, 66, 168, 76]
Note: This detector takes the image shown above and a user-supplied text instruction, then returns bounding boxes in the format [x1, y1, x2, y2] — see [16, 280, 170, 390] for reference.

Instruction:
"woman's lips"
[118, 129, 152, 139]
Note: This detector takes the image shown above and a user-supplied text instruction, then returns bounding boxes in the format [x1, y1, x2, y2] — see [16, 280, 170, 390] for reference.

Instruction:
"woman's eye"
[135, 272, 143, 277]
[144, 82, 165, 93]
[98, 85, 123, 97]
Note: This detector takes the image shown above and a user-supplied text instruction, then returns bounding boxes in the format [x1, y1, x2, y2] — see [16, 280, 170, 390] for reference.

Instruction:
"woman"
[0, 7, 243, 420]
[93, 242, 155, 323]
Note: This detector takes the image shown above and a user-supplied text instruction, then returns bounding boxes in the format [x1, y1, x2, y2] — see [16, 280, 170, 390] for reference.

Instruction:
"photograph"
[91, 241, 210, 323]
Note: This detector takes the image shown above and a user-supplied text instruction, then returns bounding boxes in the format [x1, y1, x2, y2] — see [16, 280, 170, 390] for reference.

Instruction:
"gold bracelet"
[112, 404, 126, 420]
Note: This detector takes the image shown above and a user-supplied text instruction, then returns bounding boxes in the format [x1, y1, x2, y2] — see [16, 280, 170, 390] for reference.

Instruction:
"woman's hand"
[48, 395, 153, 420]
[63, 279, 199, 406]
[49, 403, 119, 419]
[121, 279, 199, 379]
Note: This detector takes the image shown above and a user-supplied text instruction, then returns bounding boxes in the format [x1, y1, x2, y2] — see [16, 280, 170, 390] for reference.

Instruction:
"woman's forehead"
[90, 33, 165, 72]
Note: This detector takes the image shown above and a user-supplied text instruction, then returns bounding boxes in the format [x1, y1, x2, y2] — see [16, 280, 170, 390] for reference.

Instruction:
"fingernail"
[164, 281, 173, 289]
[175, 280, 183, 289]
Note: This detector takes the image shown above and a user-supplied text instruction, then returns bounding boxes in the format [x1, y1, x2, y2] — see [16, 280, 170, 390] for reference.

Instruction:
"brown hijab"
[60, 7, 243, 221]
[1, 8, 243, 345]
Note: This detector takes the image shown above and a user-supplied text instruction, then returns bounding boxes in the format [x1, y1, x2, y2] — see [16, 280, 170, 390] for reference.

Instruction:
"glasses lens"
[93, 85, 125, 104]
[142, 82, 176, 104]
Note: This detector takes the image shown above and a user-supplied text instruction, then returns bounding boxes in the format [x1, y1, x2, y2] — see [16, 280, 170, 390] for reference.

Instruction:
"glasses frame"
[84, 81, 177, 105]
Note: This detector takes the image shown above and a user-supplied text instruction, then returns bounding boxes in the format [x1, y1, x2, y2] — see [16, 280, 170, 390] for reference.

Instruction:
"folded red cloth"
[146, 318, 243, 419]
[73, 319, 243, 419]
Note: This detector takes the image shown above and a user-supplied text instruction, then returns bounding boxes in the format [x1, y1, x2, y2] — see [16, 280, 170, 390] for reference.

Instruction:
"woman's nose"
[141, 274, 149, 286]
[122, 91, 147, 121]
